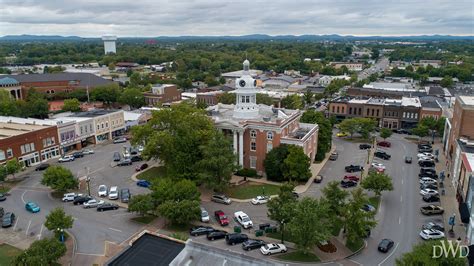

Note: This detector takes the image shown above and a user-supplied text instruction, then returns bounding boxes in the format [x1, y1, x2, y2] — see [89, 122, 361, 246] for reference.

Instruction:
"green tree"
[282, 145, 312, 182]
[62, 98, 81, 112]
[412, 125, 429, 141]
[41, 166, 78, 193]
[436, 117, 446, 136]
[91, 84, 121, 104]
[396, 240, 467, 266]
[129, 72, 142, 86]
[256, 93, 273, 105]
[281, 94, 303, 109]
[356, 118, 377, 139]
[5, 158, 21, 179]
[379, 128, 392, 140]
[157, 199, 201, 225]
[108, 63, 116, 70]
[267, 183, 297, 235]
[13, 238, 66, 266]
[0, 90, 20, 116]
[264, 144, 291, 182]
[44, 207, 74, 238]
[339, 118, 359, 138]
[217, 92, 236, 104]
[322, 181, 349, 215]
[118, 88, 145, 109]
[440, 75, 454, 88]
[128, 194, 154, 216]
[197, 130, 237, 192]
[361, 172, 394, 197]
[300, 110, 332, 161]
[132, 103, 214, 180]
[420, 117, 438, 131]
[303, 90, 314, 105]
[287, 197, 332, 254]
[342, 188, 377, 246]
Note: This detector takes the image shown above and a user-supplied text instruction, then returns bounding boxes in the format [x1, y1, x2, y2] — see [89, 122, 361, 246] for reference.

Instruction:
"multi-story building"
[66, 110, 125, 143]
[143, 84, 181, 106]
[0, 77, 23, 99]
[420, 99, 443, 120]
[444, 96, 474, 159]
[400, 97, 421, 129]
[207, 60, 318, 175]
[0, 117, 60, 167]
[330, 62, 363, 71]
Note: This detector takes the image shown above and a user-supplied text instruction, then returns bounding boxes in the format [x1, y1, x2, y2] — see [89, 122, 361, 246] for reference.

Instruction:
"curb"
[66, 229, 78, 258]
[344, 239, 367, 259]
[229, 194, 279, 203]
[130, 162, 161, 182]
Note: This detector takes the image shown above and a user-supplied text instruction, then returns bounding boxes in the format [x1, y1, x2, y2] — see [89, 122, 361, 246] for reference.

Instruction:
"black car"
[418, 143, 432, 149]
[207, 230, 227, 241]
[374, 151, 391, 160]
[120, 188, 130, 203]
[242, 239, 266, 251]
[420, 183, 438, 190]
[397, 128, 412, 135]
[130, 155, 143, 162]
[225, 233, 248, 245]
[341, 180, 358, 188]
[423, 194, 440, 202]
[35, 163, 50, 171]
[405, 156, 412, 164]
[419, 160, 435, 167]
[2, 212, 15, 228]
[378, 238, 394, 253]
[97, 203, 119, 212]
[292, 192, 299, 198]
[0, 193, 6, 201]
[345, 165, 364, 173]
[73, 195, 92, 205]
[190, 226, 215, 236]
[72, 152, 84, 158]
[359, 144, 372, 150]
[419, 172, 438, 179]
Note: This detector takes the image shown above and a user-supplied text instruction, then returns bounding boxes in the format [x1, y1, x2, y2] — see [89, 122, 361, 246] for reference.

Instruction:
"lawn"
[346, 238, 365, 252]
[225, 182, 280, 199]
[265, 230, 297, 244]
[277, 251, 320, 262]
[368, 196, 381, 211]
[136, 166, 166, 182]
[131, 215, 156, 224]
[0, 244, 22, 265]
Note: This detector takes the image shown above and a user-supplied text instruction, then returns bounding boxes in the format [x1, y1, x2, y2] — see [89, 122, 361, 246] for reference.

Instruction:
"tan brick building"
[445, 96, 474, 159]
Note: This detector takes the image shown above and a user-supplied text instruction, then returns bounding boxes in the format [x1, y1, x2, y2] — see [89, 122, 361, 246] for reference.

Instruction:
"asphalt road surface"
[358, 57, 390, 81]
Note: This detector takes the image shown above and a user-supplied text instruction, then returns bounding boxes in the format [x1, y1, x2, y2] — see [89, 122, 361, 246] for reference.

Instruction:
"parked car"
[377, 141, 391, 148]
[251, 196, 269, 205]
[135, 163, 148, 172]
[420, 229, 445, 240]
[343, 175, 360, 182]
[336, 132, 348, 137]
[422, 222, 445, 232]
[359, 144, 372, 150]
[345, 165, 364, 172]
[420, 189, 439, 197]
[131, 155, 143, 162]
[397, 128, 412, 135]
[35, 163, 50, 171]
[405, 156, 412, 164]
[329, 152, 338, 161]
[420, 168, 437, 175]
[226, 233, 249, 245]
[58, 155, 75, 162]
[82, 149, 94, 155]
[420, 205, 444, 215]
[2, 212, 15, 228]
[419, 160, 435, 167]
[420, 172, 438, 179]
[108, 186, 119, 200]
[72, 152, 84, 158]
[200, 207, 210, 223]
[62, 193, 77, 202]
[419, 177, 437, 185]
[113, 137, 127, 144]
[98, 185, 108, 197]
[211, 194, 232, 205]
[341, 180, 358, 188]
[378, 239, 394, 253]
[419, 147, 434, 153]
[214, 210, 229, 226]
[374, 151, 391, 160]
[418, 143, 432, 149]
[73, 195, 92, 205]
[423, 194, 440, 202]
[120, 188, 130, 203]
[260, 243, 287, 255]
[417, 153, 435, 159]
[420, 183, 438, 190]
[136, 180, 151, 188]
[189, 226, 215, 236]
[25, 202, 40, 213]
[117, 159, 132, 166]
[113, 152, 121, 162]
[206, 230, 227, 240]
[314, 175, 323, 183]
[0, 193, 6, 202]
[234, 211, 253, 228]
[83, 199, 104, 208]
[242, 239, 266, 251]
[371, 162, 386, 170]
[97, 203, 119, 212]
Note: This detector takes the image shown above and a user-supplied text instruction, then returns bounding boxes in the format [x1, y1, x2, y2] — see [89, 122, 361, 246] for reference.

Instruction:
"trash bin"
[259, 223, 270, 230]
[265, 226, 277, 233]
[234, 226, 241, 233]
[255, 230, 264, 237]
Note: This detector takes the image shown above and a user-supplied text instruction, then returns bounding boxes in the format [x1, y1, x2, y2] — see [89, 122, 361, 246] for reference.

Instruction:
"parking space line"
[25, 220, 31, 236]
[108, 227, 122, 232]
[400, 195, 403, 202]
[399, 216, 401, 224]
[38, 224, 44, 240]
[401, 179, 404, 185]
[21, 191, 27, 204]
[13, 217, 18, 231]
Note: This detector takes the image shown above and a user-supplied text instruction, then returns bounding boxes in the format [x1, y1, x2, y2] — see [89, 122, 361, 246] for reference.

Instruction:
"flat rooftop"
[459, 96, 474, 106]
[0, 122, 50, 139]
[69, 109, 120, 118]
[401, 97, 421, 107]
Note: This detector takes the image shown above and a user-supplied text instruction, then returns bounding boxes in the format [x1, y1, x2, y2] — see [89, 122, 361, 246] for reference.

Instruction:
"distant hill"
[0, 34, 473, 42]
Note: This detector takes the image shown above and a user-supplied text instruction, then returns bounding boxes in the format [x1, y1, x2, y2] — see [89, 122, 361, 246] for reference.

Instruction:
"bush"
[235, 168, 258, 177]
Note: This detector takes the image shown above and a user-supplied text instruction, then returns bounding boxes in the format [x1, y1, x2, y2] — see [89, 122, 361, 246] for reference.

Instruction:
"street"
[358, 57, 390, 81]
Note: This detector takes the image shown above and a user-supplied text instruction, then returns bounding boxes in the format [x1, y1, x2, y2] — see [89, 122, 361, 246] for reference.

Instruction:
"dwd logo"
[432, 240, 469, 259]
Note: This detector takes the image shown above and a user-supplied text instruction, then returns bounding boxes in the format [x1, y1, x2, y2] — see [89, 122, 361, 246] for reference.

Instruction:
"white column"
[233, 131, 238, 154]
[238, 131, 244, 166]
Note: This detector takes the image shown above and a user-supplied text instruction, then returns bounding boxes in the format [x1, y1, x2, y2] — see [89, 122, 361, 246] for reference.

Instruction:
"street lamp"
[280, 219, 285, 244]
[86, 176, 91, 196]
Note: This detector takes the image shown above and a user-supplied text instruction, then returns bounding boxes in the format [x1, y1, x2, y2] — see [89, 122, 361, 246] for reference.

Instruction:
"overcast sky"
[0, 0, 472, 37]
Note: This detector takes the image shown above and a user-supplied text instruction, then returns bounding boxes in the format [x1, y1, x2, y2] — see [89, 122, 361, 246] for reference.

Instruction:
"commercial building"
[330, 62, 363, 71]
[207, 60, 318, 175]
[0, 77, 23, 99]
[445, 96, 474, 159]
[143, 84, 181, 106]
[66, 110, 125, 143]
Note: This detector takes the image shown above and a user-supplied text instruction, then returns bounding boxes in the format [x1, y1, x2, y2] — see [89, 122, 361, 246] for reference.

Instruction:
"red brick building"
[143, 84, 181, 106]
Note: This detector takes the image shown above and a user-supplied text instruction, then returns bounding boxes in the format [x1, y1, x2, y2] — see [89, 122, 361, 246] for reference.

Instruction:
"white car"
[260, 243, 287, 255]
[420, 189, 439, 196]
[83, 199, 104, 208]
[62, 193, 78, 202]
[234, 211, 253, 228]
[98, 185, 108, 197]
[419, 177, 437, 185]
[58, 155, 75, 162]
[371, 162, 386, 170]
[419, 229, 445, 240]
[137, 145, 144, 152]
[251, 196, 269, 205]
[82, 149, 94, 155]
[108, 186, 119, 200]
[417, 153, 435, 159]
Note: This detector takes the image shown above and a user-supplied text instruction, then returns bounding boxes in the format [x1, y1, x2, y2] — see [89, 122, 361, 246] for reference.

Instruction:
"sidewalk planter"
[234, 226, 241, 233]
[255, 230, 264, 237]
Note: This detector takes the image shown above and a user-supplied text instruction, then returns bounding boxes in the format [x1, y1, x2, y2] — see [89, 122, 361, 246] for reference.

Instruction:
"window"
[267, 143, 273, 153]
[267, 131, 273, 140]
[0, 150, 5, 161]
[97, 125, 100, 130]
[90, 124, 93, 132]
[80, 127, 83, 134]
[376, 109, 379, 116]
[250, 156, 257, 169]
[332, 106, 335, 113]
[7, 148, 13, 158]
[241, 96, 246, 103]
[250, 130, 257, 138]
[358, 108, 362, 115]
[250, 141, 256, 151]
[349, 107, 352, 115]
[337, 106, 340, 113]
[371, 109, 375, 116]
[105, 122, 108, 128]
[342, 107, 345, 113]
[101, 123, 104, 129]
[415, 113, 418, 119]
[366, 109, 370, 116]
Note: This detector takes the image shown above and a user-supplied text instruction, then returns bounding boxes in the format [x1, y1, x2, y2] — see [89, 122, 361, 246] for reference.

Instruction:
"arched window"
[267, 131, 273, 140]
[250, 130, 257, 138]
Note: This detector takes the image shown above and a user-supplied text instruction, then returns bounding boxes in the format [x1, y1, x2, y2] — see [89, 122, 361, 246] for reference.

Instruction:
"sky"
[0, 0, 473, 37]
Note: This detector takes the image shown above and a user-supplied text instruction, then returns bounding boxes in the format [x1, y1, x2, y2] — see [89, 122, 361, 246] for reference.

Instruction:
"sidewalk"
[434, 142, 467, 241]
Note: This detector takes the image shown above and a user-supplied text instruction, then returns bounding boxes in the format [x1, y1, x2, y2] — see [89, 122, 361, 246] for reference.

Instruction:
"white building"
[102, 35, 117, 54]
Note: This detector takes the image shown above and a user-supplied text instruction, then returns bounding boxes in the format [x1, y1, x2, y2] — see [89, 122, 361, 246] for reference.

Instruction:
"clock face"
[239, 80, 246, 87]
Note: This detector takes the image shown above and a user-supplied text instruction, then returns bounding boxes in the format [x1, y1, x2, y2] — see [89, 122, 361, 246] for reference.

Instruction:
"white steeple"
[233, 60, 259, 119]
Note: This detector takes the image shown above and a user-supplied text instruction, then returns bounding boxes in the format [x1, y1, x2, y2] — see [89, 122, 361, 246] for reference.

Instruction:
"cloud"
[0, 0, 472, 36]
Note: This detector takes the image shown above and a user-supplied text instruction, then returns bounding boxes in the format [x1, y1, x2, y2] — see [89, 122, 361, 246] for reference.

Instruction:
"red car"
[344, 175, 360, 182]
[378, 141, 391, 148]
[214, 210, 229, 226]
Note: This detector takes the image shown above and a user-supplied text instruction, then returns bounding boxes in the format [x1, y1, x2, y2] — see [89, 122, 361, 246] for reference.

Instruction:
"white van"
[62, 193, 77, 202]
[109, 186, 119, 200]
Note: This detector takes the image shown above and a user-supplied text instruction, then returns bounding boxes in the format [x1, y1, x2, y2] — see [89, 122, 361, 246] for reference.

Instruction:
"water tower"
[102, 35, 117, 54]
